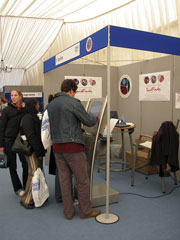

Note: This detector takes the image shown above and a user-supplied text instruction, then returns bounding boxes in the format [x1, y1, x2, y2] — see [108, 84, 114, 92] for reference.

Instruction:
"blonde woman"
[0, 89, 28, 196]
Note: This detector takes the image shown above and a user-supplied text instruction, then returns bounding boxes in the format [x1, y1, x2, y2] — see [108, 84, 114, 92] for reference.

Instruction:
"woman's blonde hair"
[11, 89, 23, 97]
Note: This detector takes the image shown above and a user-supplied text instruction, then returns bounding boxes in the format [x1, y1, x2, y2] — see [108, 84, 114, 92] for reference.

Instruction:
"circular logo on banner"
[158, 74, 164, 83]
[86, 37, 93, 52]
[81, 78, 88, 86]
[89, 78, 96, 86]
[144, 76, 150, 84]
[73, 78, 79, 85]
[119, 75, 132, 98]
[151, 75, 157, 84]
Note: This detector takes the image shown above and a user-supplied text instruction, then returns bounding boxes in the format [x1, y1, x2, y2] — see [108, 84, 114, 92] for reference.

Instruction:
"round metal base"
[95, 213, 119, 224]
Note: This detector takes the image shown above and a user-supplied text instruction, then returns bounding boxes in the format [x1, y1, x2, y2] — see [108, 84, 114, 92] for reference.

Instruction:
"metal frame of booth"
[44, 25, 180, 217]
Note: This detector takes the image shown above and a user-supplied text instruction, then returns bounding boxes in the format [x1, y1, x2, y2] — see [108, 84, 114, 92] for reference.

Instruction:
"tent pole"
[96, 25, 119, 224]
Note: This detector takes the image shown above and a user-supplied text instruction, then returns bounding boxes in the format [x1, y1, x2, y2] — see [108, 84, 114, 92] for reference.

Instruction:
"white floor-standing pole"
[96, 25, 119, 224]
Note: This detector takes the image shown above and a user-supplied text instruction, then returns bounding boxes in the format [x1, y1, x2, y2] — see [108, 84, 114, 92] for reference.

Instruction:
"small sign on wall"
[22, 92, 42, 98]
[175, 93, 180, 109]
[65, 76, 102, 101]
[139, 71, 170, 101]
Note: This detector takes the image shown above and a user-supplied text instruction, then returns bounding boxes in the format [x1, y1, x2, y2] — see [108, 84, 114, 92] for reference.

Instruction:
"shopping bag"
[0, 152, 8, 168]
[32, 168, 49, 207]
[41, 109, 52, 149]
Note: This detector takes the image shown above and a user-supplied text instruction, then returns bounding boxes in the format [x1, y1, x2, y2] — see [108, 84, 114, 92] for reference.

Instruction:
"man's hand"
[96, 116, 100, 121]
[81, 128, 85, 133]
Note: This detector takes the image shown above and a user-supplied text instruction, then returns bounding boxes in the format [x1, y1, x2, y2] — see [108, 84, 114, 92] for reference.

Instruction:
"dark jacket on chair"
[150, 121, 179, 172]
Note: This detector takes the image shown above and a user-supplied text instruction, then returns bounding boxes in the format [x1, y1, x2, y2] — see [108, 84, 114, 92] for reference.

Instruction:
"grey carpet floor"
[0, 159, 180, 240]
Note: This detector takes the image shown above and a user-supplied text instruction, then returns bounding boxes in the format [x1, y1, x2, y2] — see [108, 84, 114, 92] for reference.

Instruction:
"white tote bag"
[41, 109, 52, 149]
[32, 168, 49, 207]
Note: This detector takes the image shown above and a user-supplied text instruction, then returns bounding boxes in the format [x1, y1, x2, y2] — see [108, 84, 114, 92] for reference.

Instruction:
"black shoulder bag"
[12, 117, 33, 156]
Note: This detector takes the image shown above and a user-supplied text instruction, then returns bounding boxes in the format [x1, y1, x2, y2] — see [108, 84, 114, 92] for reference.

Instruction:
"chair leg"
[131, 148, 137, 186]
[97, 158, 100, 173]
[173, 172, 177, 185]
[161, 177, 166, 193]
[145, 151, 151, 179]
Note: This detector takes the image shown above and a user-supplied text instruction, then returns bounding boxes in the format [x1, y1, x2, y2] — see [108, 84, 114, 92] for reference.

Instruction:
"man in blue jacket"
[47, 79, 101, 220]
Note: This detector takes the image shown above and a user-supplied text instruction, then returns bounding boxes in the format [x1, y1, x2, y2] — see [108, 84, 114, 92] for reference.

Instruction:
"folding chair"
[131, 120, 179, 193]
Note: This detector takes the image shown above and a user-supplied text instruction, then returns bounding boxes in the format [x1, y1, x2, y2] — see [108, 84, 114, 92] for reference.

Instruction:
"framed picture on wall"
[119, 74, 132, 98]
[65, 76, 102, 101]
[139, 71, 170, 101]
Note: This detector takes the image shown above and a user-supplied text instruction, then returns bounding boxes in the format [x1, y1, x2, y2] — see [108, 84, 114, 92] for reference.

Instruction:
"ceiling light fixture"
[0, 59, 12, 72]
[0, 17, 12, 73]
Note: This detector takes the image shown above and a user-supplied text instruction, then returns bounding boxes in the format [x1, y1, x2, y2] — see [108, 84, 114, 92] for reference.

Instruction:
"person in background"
[0, 89, 28, 196]
[47, 94, 62, 203]
[20, 98, 46, 209]
[47, 79, 101, 220]
[48, 94, 54, 104]
[0, 97, 8, 119]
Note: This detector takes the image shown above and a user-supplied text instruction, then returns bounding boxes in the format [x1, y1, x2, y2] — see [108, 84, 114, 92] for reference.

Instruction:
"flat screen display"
[88, 101, 103, 117]
[110, 111, 119, 119]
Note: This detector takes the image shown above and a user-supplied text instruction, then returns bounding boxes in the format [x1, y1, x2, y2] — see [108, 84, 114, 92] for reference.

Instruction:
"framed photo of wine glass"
[119, 74, 132, 98]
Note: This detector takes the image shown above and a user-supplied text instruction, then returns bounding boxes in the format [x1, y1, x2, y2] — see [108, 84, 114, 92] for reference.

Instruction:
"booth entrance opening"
[44, 24, 180, 223]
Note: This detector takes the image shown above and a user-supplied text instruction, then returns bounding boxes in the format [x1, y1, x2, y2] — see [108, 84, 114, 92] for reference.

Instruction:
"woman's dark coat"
[21, 113, 45, 158]
[0, 102, 26, 147]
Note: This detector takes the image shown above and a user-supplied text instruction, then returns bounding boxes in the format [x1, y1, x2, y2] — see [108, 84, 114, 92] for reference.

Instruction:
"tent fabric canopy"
[0, 0, 180, 87]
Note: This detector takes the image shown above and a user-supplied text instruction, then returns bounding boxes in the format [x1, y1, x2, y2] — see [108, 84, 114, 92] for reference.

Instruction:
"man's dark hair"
[61, 79, 78, 93]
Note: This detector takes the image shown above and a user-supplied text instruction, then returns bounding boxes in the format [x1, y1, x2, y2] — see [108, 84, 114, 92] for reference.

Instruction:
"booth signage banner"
[55, 43, 80, 66]
[139, 71, 170, 101]
[22, 92, 42, 98]
[65, 76, 102, 101]
[44, 27, 108, 73]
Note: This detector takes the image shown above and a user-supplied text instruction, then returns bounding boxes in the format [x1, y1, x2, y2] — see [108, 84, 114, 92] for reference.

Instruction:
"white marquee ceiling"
[0, 0, 134, 69]
[0, 0, 179, 86]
